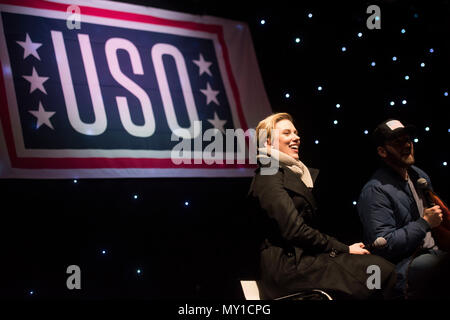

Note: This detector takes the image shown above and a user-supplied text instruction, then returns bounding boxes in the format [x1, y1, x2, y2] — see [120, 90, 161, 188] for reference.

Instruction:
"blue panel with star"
[2, 12, 235, 150]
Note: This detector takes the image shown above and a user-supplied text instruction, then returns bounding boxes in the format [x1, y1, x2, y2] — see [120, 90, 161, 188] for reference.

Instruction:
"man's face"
[378, 133, 415, 168]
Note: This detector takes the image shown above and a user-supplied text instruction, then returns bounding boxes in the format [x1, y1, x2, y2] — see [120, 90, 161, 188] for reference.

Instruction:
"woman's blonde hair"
[255, 112, 294, 147]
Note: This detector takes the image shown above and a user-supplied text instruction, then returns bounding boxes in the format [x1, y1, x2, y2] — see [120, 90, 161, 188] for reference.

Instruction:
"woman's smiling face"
[268, 119, 300, 160]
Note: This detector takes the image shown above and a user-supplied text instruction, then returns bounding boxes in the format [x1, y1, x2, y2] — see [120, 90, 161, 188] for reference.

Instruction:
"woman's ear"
[377, 146, 387, 158]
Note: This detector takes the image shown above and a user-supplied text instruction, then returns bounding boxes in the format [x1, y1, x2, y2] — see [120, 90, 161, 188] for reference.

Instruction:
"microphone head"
[417, 178, 428, 190]
[373, 237, 387, 248]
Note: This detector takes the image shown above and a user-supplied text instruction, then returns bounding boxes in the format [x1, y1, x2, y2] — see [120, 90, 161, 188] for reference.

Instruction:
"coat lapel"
[309, 167, 319, 184]
[282, 166, 317, 210]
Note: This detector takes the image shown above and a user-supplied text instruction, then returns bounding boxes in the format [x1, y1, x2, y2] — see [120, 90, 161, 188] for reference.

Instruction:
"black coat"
[248, 164, 397, 299]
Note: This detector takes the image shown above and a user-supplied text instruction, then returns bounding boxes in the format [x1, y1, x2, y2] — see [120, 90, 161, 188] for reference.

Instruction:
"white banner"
[0, 0, 271, 178]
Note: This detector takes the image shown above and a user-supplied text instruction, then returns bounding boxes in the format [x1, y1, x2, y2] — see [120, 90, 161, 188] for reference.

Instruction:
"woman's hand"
[349, 242, 370, 255]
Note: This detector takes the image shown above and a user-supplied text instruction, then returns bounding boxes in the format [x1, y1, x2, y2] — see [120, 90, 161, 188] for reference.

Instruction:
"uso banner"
[0, 0, 271, 178]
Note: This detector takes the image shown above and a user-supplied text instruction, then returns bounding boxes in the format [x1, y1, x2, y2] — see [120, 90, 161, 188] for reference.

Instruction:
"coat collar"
[380, 162, 421, 185]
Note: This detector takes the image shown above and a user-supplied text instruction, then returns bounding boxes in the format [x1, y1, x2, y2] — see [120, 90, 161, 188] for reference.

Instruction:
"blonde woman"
[248, 113, 397, 299]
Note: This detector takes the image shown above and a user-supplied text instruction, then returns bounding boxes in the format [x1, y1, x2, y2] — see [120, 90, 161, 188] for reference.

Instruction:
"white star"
[207, 112, 227, 133]
[193, 54, 212, 76]
[200, 82, 220, 105]
[29, 102, 55, 129]
[16, 33, 42, 60]
[23, 67, 49, 94]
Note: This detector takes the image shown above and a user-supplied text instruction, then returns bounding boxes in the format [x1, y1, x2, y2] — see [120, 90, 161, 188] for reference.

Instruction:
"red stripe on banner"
[0, 0, 221, 32]
[216, 31, 248, 132]
[0, 0, 250, 170]
[0, 61, 19, 165]
[12, 157, 257, 169]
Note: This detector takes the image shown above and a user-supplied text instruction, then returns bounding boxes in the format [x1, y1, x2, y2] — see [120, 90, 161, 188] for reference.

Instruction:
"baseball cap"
[372, 119, 416, 146]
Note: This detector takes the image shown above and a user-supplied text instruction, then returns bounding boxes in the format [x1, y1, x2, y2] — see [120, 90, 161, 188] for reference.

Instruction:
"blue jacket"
[357, 164, 434, 291]
[357, 164, 432, 264]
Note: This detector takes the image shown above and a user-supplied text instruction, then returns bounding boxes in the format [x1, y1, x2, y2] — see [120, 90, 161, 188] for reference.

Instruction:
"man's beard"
[402, 154, 415, 166]
[387, 149, 415, 168]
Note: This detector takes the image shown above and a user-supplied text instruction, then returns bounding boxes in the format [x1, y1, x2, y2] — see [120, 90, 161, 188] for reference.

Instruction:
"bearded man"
[357, 119, 450, 299]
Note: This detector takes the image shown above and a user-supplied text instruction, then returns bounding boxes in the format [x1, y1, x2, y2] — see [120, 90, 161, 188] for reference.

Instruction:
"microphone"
[417, 178, 436, 207]
[365, 237, 387, 251]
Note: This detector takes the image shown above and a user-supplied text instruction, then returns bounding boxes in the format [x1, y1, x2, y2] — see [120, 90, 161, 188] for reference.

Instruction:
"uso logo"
[0, 0, 269, 178]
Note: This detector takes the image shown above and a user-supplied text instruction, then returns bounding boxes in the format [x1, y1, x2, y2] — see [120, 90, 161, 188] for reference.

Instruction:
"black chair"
[275, 289, 333, 300]
[240, 280, 333, 300]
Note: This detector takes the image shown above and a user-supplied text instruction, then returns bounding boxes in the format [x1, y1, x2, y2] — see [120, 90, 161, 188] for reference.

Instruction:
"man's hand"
[423, 205, 443, 229]
[349, 242, 370, 255]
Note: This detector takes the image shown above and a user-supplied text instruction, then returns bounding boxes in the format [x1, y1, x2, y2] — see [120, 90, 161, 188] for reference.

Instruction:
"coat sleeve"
[358, 185, 430, 260]
[252, 170, 349, 253]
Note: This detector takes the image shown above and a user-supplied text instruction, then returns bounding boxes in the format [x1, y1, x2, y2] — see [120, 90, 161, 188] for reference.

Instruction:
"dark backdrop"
[0, 0, 448, 299]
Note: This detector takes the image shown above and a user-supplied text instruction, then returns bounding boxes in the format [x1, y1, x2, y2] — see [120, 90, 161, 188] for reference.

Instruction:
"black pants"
[308, 252, 398, 299]
[260, 252, 397, 300]
[406, 249, 450, 299]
